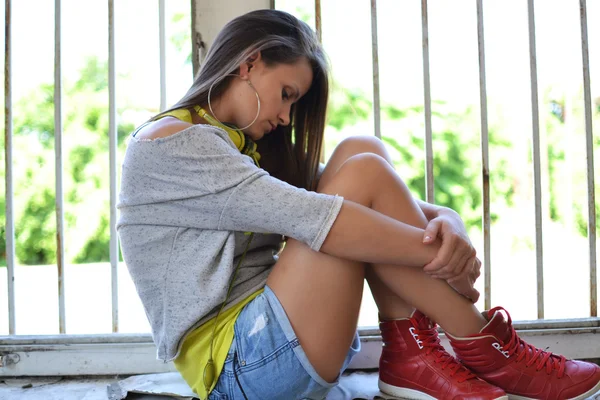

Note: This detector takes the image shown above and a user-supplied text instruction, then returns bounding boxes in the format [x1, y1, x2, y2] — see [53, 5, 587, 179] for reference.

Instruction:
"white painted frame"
[2, 0, 599, 378]
[1, 320, 599, 375]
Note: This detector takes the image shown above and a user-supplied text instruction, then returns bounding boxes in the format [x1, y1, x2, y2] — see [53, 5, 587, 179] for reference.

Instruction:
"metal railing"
[325, 0, 597, 317]
[2, 0, 171, 335]
[2, 0, 598, 336]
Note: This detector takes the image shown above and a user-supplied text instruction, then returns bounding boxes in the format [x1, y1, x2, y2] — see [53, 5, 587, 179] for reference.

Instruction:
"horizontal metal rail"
[2, 319, 600, 375]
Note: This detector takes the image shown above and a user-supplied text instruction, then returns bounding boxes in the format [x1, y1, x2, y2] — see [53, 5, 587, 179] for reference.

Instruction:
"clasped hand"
[422, 209, 481, 303]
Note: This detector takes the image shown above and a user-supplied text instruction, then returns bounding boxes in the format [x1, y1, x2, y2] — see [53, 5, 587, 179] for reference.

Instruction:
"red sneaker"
[379, 310, 508, 400]
[447, 307, 600, 400]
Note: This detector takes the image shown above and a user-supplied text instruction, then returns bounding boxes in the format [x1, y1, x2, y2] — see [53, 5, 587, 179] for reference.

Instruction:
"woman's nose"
[278, 105, 291, 126]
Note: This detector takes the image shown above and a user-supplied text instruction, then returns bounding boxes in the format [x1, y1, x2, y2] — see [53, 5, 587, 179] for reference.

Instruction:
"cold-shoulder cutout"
[134, 117, 193, 141]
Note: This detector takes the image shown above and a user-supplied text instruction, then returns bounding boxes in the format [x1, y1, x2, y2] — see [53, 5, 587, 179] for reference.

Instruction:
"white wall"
[191, 0, 272, 73]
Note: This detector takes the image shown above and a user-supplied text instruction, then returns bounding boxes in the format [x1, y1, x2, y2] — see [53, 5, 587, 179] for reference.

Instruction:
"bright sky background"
[3, 0, 191, 112]
[276, 0, 599, 141]
[4, 0, 598, 120]
[1, 1, 599, 326]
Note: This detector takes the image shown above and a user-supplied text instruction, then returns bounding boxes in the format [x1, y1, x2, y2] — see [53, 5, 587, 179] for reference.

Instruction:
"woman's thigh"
[265, 137, 390, 383]
[211, 286, 360, 400]
[266, 239, 364, 384]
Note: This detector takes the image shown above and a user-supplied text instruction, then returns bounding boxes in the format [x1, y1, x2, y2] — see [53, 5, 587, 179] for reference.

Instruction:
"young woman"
[117, 9, 600, 400]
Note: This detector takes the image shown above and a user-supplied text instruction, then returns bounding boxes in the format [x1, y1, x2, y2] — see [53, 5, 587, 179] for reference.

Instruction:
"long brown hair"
[159, 9, 329, 191]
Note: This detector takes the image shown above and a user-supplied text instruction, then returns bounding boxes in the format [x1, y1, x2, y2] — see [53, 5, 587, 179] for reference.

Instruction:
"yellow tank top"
[152, 106, 261, 166]
[157, 106, 263, 398]
[174, 289, 263, 398]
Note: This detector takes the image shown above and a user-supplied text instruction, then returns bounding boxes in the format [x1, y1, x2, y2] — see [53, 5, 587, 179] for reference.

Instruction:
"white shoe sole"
[379, 379, 509, 400]
[507, 378, 600, 400]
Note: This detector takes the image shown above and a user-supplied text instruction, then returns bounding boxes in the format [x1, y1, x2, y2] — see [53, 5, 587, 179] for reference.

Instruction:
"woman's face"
[230, 55, 313, 141]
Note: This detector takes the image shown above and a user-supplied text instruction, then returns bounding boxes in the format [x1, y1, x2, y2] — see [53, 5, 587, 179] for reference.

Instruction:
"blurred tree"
[0, 57, 133, 265]
[326, 87, 514, 233]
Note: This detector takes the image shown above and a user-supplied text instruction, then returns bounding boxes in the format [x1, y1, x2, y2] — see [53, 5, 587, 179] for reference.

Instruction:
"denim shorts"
[208, 285, 361, 400]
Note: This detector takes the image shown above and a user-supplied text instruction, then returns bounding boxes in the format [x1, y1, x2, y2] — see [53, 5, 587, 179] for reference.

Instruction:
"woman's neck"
[190, 106, 208, 125]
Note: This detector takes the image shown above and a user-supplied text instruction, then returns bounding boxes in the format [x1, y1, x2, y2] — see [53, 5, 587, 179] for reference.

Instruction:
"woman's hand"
[422, 208, 476, 280]
[447, 256, 481, 303]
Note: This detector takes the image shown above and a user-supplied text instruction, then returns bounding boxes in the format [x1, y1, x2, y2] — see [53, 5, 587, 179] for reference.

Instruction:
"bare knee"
[317, 136, 393, 192]
[335, 135, 391, 163]
[318, 153, 396, 205]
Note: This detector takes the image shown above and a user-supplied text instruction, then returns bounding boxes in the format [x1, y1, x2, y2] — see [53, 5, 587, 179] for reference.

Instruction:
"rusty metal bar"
[191, 0, 199, 77]
[579, 0, 597, 317]
[4, 0, 16, 335]
[315, 0, 322, 43]
[421, 0, 434, 203]
[54, 0, 67, 333]
[159, 0, 166, 111]
[370, 0, 381, 139]
[476, 0, 492, 311]
[315, 0, 324, 163]
[527, 0, 545, 319]
[109, 0, 119, 333]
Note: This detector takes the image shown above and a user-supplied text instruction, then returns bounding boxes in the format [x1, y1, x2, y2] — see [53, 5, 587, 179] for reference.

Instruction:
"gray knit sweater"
[117, 125, 343, 362]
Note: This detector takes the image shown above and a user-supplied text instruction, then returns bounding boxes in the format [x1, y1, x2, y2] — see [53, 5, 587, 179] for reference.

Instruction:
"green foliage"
[1, 57, 132, 266]
[15, 187, 56, 265]
[13, 83, 55, 149]
[73, 56, 109, 92]
[326, 90, 514, 232]
[4, 51, 598, 267]
[543, 90, 600, 237]
[170, 13, 192, 65]
[328, 88, 372, 130]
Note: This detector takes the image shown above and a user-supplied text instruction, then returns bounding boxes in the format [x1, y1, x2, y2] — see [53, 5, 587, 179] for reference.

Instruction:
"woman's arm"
[127, 126, 442, 268]
[321, 200, 441, 267]
[416, 199, 448, 221]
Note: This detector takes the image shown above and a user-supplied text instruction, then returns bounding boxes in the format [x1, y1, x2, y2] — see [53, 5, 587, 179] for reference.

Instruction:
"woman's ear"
[239, 51, 262, 80]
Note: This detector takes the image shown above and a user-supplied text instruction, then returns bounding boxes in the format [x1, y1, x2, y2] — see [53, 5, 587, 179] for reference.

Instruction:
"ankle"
[378, 308, 414, 321]
[442, 308, 488, 337]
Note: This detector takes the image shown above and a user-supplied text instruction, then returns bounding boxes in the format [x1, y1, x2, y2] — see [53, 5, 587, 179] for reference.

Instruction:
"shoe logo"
[492, 342, 510, 358]
[409, 327, 424, 349]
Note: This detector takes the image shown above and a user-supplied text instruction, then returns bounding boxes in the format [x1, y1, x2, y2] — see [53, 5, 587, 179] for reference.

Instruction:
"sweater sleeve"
[118, 125, 343, 252]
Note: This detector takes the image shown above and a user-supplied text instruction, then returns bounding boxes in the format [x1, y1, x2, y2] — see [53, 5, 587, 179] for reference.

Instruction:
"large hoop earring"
[207, 74, 261, 131]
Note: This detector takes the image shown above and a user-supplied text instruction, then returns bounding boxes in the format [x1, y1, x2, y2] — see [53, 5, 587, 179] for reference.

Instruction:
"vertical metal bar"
[191, 0, 199, 77]
[421, 0, 434, 203]
[527, 0, 544, 319]
[108, 0, 119, 333]
[54, 0, 66, 333]
[315, 0, 324, 164]
[370, 0, 381, 139]
[476, 0, 492, 311]
[4, 0, 16, 335]
[269, 0, 275, 10]
[159, 0, 167, 112]
[315, 0, 322, 43]
[579, 0, 597, 317]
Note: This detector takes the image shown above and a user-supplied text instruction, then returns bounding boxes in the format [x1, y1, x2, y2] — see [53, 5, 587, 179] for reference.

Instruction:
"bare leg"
[266, 137, 486, 383]
[319, 136, 482, 323]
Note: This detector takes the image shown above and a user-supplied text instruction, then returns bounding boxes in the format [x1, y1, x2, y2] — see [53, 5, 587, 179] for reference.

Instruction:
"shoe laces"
[490, 307, 567, 378]
[411, 323, 476, 383]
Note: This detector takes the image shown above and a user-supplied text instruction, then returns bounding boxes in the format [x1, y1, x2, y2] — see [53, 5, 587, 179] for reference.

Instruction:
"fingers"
[447, 255, 477, 283]
[423, 234, 455, 273]
[431, 250, 472, 280]
[425, 237, 476, 279]
[473, 258, 482, 280]
[422, 219, 441, 244]
[466, 287, 480, 303]
[447, 273, 480, 303]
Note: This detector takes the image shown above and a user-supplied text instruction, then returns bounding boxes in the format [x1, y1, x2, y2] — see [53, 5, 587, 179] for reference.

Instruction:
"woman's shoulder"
[129, 119, 234, 148]
[133, 117, 193, 141]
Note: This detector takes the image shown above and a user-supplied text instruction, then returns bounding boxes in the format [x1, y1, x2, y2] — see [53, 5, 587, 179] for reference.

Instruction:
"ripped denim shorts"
[208, 285, 361, 400]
